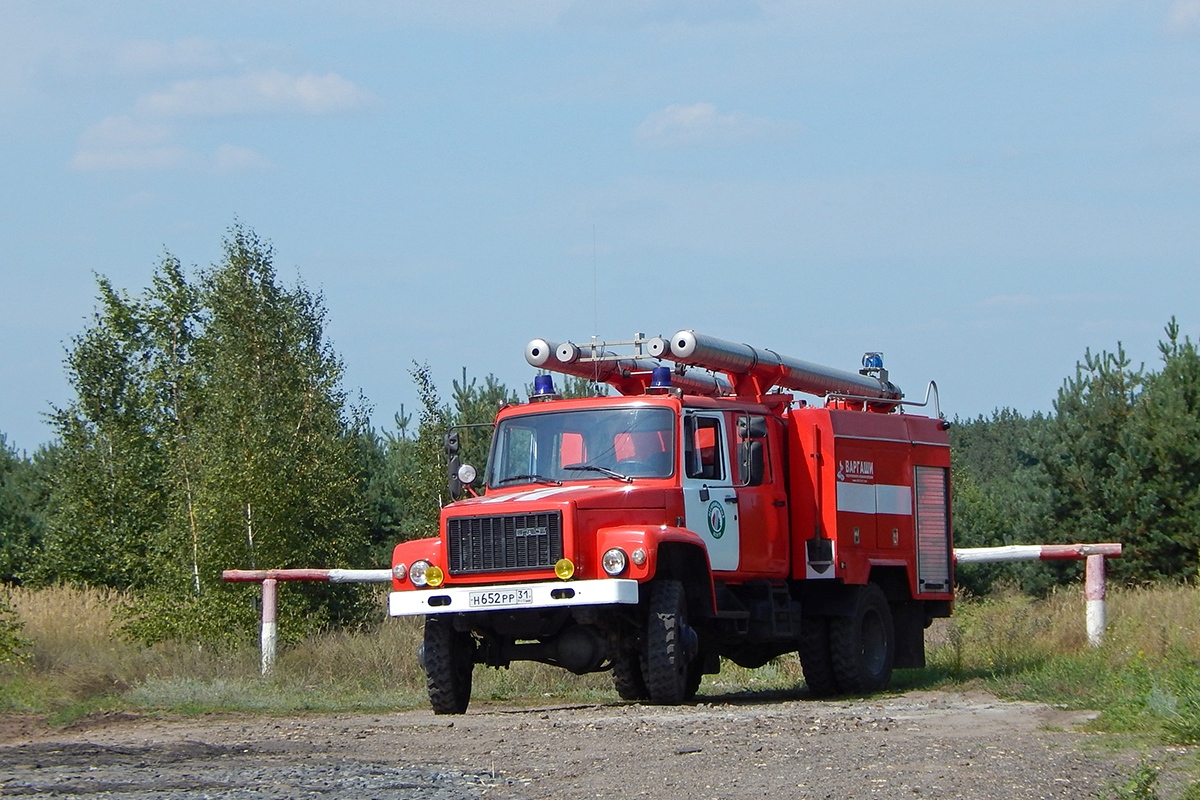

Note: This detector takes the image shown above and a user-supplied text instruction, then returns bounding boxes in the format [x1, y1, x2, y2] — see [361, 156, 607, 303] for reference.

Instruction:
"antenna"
[592, 223, 598, 337]
[592, 224, 600, 390]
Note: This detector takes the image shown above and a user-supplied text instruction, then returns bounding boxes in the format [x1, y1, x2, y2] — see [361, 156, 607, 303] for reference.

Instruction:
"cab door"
[730, 412, 789, 576]
[682, 412, 740, 571]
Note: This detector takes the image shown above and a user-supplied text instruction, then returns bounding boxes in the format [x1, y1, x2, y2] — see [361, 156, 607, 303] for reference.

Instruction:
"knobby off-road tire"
[797, 616, 838, 697]
[423, 616, 475, 715]
[685, 655, 704, 700]
[829, 584, 895, 694]
[641, 579, 694, 705]
[612, 648, 650, 701]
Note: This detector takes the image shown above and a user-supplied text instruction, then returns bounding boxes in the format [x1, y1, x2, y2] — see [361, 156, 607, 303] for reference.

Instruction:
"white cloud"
[70, 115, 190, 171]
[77, 115, 173, 149]
[70, 115, 273, 173]
[71, 67, 372, 170]
[70, 145, 192, 172]
[1166, 0, 1200, 34]
[136, 70, 374, 118]
[635, 102, 784, 147]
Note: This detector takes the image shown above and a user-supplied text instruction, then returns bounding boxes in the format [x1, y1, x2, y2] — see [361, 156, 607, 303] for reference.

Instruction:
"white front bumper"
[388, 578, 639, 617]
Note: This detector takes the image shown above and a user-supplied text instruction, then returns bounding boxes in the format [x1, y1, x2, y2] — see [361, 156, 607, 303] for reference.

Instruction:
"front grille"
[446, 511, 564, 575]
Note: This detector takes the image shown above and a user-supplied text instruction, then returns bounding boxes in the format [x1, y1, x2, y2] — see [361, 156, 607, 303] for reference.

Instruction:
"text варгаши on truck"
[389, 330, 953, 714]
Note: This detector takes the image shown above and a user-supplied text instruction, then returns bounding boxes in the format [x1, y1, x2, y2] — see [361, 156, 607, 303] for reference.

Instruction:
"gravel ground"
[0, 689, 1187, 799]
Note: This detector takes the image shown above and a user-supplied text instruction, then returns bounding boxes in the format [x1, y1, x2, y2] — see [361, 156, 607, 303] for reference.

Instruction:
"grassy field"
[3, 582, 1199, 796]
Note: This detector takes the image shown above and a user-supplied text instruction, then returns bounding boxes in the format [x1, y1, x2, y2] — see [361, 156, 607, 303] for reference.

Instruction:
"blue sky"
[3, 1, 1199, 452]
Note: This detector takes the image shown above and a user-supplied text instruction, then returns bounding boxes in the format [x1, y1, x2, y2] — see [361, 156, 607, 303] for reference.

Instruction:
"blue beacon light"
[649, 366, 672, 392]
[532, 374, 557, 399]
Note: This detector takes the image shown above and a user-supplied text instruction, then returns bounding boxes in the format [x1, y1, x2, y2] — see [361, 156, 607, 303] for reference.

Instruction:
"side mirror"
[447, 455, 463, 500]
[737, 415, 767, 439]
[739, 440, 764, 486]
[447, 459, 478, 501]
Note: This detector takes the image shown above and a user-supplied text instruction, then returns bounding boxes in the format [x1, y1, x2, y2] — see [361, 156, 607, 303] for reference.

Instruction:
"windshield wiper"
[496, 473, 562, 486]
[563, 463, 633, 483]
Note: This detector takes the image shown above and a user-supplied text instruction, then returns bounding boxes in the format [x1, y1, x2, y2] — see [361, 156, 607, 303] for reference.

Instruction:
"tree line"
[951, 319, 1200, 594]
[1, 225, 1198, 642]
[0, 226, 528, 644]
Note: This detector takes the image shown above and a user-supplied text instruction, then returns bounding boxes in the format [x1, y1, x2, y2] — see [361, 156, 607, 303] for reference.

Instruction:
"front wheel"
[641, 580, 697, 705]
[422, 616, 476, 715]
[612, 647, 649, 701]
[829, 584, 894, 694]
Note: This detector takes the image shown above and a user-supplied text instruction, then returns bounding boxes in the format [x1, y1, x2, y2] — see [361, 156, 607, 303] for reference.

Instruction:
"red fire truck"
[389, 331, 953, 714]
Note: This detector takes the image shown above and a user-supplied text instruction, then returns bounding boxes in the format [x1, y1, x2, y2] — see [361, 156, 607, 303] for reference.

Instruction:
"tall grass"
[924, 583, 1200, 745]
[0, 584, 617, 719]
[2, 581, 1199, 747]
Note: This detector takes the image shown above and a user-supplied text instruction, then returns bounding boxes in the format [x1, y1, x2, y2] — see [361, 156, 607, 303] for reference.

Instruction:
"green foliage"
[38, 225, 372, 644]
[451, 367, 517, 473]
[364, 365, 520, 546]
[39, 276, 171, 589]
[1103, 760, 1161, 800]
[1107, 320, 1200, 583]
[1037, 342, 1146, 583]
[526, 373, 605, 400]
[397, 362, 450, 540]
[950, 410, 1051, 594]
[0, 437, 51, 584]
[0, 592, 29, 666]
[953, 319, 1200, 590]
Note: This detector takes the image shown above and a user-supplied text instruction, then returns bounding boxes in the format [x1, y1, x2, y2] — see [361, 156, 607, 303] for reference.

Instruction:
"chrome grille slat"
[447, 511, 563, 575]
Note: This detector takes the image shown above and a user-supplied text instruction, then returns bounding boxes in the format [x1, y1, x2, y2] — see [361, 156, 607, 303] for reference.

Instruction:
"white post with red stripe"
[261, 578, 278, 676]
[954, 543, 1122, 647]
[223, 568, 393, 676]
[1085, 554, 1107, 647]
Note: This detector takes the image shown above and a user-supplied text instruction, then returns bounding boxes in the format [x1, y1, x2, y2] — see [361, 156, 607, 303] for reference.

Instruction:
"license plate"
[469, 588, 534, 608]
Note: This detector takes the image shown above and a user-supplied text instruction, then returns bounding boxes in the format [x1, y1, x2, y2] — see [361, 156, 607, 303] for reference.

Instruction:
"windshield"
[487, 406, 676, 487]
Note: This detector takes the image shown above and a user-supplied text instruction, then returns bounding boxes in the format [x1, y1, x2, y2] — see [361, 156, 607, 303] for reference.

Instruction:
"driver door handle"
[724, 495, 738, 504]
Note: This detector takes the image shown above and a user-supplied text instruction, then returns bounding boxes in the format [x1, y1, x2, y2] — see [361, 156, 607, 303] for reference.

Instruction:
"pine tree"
[0, 437, 51, 584]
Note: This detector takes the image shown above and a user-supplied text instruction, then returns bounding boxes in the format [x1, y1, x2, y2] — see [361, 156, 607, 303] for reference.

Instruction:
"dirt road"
[0, 689, 1145, 799]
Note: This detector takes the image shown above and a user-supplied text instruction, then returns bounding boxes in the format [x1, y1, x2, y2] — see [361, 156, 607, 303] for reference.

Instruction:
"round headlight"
[409, 560, 431, 587]
[554, 558, 575, 580]
[631, 548, 647, 566]
[601, 548, 628, 577]
[426, 565, 445, 587]
[392, 562, 408, 582]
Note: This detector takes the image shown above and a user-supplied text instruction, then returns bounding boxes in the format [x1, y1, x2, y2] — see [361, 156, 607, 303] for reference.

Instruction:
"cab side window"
[684, 416, 724, 480]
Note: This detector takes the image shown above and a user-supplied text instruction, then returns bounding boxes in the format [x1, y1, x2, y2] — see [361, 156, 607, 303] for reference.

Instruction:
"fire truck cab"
[389, 331, 953, 714]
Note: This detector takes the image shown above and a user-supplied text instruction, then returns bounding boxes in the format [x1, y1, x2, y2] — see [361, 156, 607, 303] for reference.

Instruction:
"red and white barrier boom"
[953, 543, 1122, 647]
[224, 543, 1121, 674]
[222, 568, 391, 675]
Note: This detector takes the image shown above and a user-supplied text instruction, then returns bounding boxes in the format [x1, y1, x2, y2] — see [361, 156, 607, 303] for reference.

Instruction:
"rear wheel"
[797, 616, 838, 697]
[641, 580, 696, 705]
[423, 616, 475, 715]
[829, 584, 894, 694]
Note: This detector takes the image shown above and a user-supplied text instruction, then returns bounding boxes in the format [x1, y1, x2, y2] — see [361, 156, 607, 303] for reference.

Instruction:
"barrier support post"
[1085, 553, 1107, 648]
[223, 568, 392, 676]
[261, 577, 278, 676]
[954, 542, 1121, 648]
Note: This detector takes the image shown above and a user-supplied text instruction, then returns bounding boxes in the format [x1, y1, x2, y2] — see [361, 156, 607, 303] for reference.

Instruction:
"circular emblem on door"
[707, 500, 726, 539]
